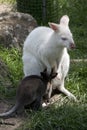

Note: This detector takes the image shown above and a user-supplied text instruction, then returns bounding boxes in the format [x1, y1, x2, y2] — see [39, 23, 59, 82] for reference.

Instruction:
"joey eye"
[61, 37, 67, 41]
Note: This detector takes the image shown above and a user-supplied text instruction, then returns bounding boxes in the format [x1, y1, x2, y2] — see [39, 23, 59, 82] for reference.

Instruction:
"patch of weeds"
[66, 62, 87, 100]
[0, 85, 16, 99]
[0, 46, 23, 84]
[0, 0, 16, 4]
[17, 102, 87, 130]
[0, 46, 23, 98]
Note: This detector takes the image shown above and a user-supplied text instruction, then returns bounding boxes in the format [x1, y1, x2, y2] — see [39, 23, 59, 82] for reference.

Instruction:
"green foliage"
[58, 0, 87, 26]
[0, 46, 23, 98]
[0, 47, 23, 85]
[66, 62, 87, 101]
[69, 26, 87, 59]
[0, 0, 16, 4]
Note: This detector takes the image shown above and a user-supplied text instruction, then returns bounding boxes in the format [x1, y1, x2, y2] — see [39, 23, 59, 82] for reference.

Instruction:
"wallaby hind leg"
[31, 96, 42, 111]
[57, 80, 76, 101]
[15, 106, 24, 115]
[24, 100, 37, 110]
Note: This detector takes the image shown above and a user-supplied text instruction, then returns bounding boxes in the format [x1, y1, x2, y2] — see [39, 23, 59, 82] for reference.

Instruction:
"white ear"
[48, 22, 59, 32]
[60, 15, 69, 26]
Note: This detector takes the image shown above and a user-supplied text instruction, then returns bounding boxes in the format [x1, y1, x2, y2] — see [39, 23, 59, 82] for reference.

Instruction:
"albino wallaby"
[22, 15, 76, 100]
[0, 68, 57, 118]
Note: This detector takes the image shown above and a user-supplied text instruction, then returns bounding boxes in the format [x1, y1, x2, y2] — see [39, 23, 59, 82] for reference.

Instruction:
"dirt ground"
[0, 100, 26, 130]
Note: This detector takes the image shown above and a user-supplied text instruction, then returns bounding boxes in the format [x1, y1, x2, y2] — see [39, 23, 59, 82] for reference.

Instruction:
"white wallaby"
[22, 15, 76, 100]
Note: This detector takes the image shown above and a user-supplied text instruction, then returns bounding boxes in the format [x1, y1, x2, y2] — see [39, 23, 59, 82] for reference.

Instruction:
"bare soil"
[0, 101, 25, 130]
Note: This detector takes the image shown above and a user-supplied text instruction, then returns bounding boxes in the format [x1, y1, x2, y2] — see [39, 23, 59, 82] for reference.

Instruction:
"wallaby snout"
[70, 42, 76, 49]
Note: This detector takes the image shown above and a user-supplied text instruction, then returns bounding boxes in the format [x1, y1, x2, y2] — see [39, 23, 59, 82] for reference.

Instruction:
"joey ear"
[51, 73, 57, 79]
[43, 68, 47, 73]
[48, 22, 59, 32]
[60, 15, 69, 26]
[41, 68, 47, 76]
[40, 72, 44, 77]
[40, 72, 43, 75]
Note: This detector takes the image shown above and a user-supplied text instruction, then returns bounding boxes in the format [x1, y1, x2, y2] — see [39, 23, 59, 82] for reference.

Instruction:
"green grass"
[0, 0, 16, 4]
[0, 47, 23, 83]
[0, 47, 23, 98]
[18, 103, 87, 130]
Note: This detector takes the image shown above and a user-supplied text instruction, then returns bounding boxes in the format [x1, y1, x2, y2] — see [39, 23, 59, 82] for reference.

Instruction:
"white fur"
[22, 15, 76, 100]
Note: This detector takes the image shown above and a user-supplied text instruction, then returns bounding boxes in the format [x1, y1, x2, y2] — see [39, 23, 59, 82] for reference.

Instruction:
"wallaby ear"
[50, 68, 54, 74]
[50, 67, 55, 75]
[60, 15, 69, 26]
[48, 22, 59, 32]
[51, 73, 57, 79]
[40, 68, 47, 76]
[40, 72, 44, 77]
[43, 68, 47, 73]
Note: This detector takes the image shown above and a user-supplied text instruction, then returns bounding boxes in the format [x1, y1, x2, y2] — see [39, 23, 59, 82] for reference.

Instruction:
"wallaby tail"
[0, 102, 19, 118]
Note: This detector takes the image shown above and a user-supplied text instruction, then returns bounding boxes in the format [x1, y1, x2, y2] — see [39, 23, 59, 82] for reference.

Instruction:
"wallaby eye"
[61, 37, 67, 41]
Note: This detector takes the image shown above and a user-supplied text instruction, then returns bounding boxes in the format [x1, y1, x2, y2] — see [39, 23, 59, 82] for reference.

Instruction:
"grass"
[0, 0, 16, 4]
[0, 47, 23, 98]
[18, 103, 87, 130]
[0, 47, 23, 83]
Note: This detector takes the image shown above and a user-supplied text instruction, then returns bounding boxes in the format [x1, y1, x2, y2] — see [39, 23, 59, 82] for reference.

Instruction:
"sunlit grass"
[0, 47, 23, 83]
[0, 0, 16, 4]
[0, 47, 23, 98]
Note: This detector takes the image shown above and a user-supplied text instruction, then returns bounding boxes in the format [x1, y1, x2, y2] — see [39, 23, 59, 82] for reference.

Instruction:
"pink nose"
[70, 43, 76, 49]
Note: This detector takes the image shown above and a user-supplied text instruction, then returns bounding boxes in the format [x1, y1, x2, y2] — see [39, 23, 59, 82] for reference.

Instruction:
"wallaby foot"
[58, 86, 77, 101]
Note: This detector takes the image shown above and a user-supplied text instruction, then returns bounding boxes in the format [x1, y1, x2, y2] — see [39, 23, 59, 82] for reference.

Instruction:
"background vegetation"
[0, 0, 87, 130]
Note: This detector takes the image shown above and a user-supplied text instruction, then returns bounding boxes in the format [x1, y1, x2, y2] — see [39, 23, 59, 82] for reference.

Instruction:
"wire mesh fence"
[16, 0, 59, 25]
